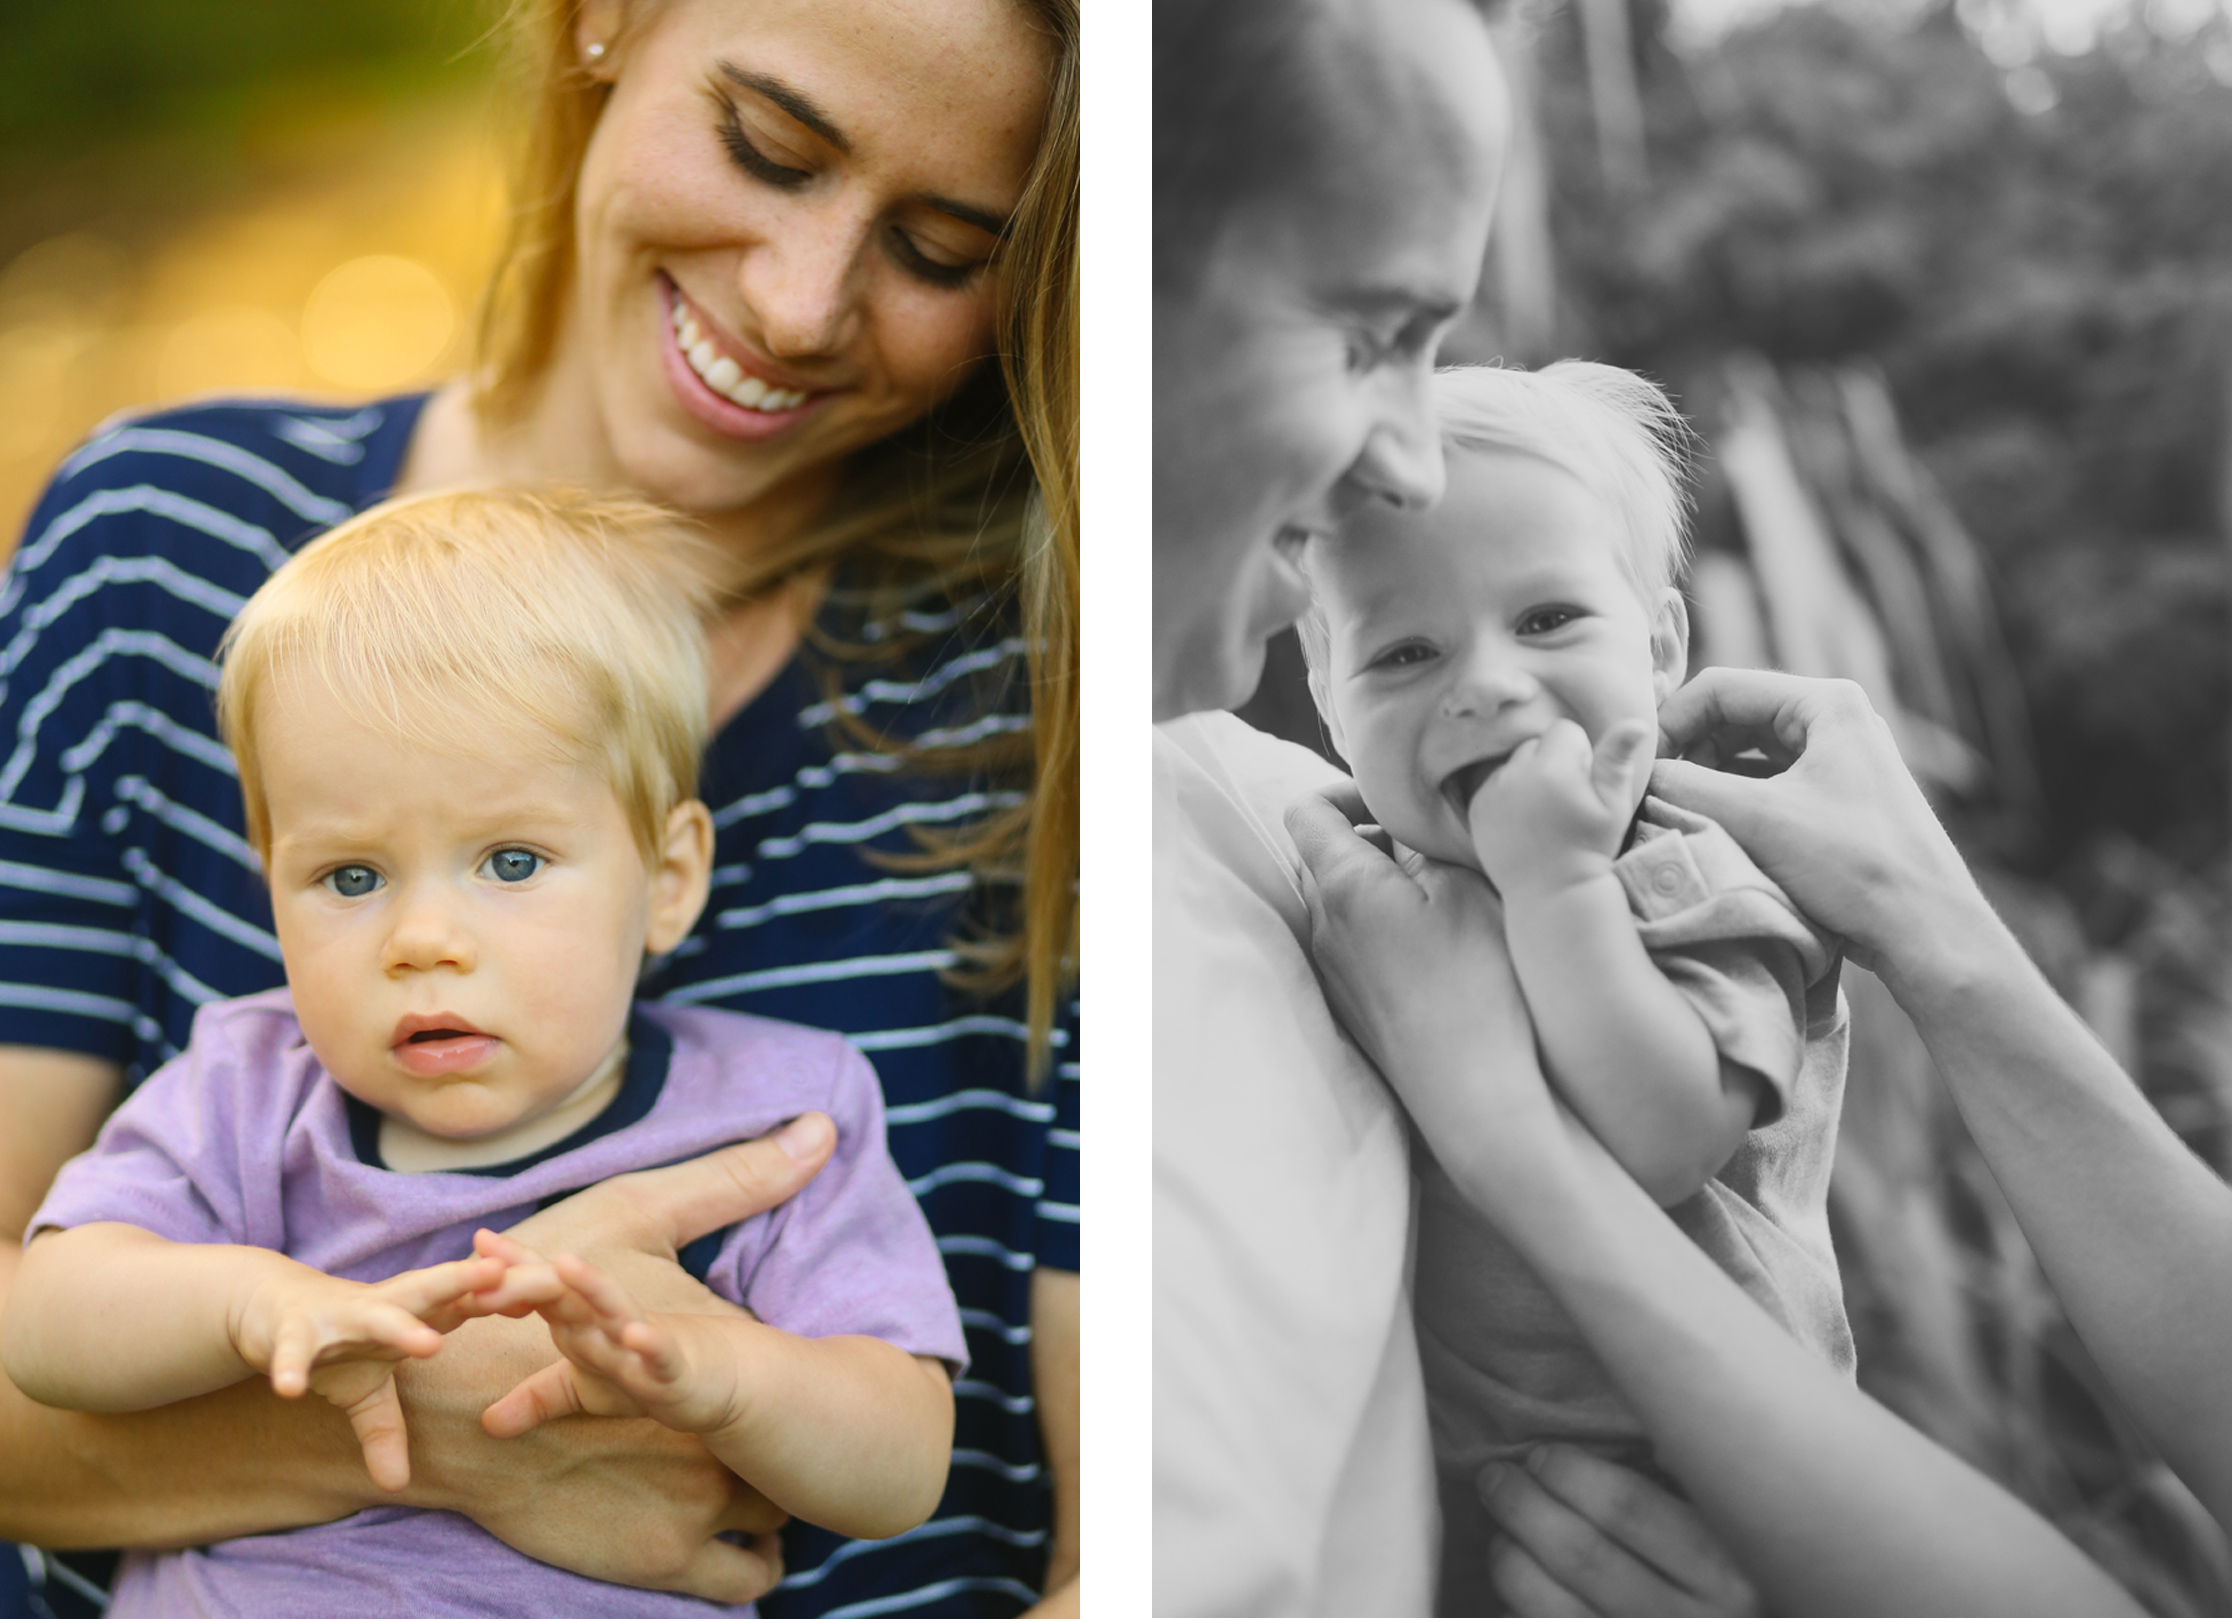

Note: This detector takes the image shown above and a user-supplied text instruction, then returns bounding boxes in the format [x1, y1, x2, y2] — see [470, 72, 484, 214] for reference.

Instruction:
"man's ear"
[1649, 588, 1691, 707]
[646, 799, 714, 954]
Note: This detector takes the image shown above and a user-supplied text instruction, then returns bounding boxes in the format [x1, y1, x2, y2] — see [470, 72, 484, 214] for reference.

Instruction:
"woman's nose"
[738, 207, 870, 360]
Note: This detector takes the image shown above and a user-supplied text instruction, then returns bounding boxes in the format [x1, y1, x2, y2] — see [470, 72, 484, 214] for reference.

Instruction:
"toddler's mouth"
[1441, 753, 1511, 819]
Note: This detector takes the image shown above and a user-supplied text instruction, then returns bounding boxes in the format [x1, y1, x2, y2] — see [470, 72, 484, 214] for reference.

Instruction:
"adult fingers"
[1284, 791, 1412, 909]
[1525, 1445, 1758, 1613]
[718, 1481, 792, 1538]
[1645, 757, 1774, 836]
[1486, 1536, 1596, 1617]
[1654, 667, 1818, 761]
[1478, 1458, 1724, 1618]
[611, 1117, 837, 1253]
[665, 1530, 785, 1607]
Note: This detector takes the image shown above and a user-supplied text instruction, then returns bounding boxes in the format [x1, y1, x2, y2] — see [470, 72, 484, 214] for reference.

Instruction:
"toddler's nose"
[1440, 657, 1538, 719]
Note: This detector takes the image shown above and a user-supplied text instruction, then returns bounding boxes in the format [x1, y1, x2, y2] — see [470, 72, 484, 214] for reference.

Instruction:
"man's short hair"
[1299, 361, 1698, 672]
[217, 488, 716, 864]
[1153, 0, 1496, 291]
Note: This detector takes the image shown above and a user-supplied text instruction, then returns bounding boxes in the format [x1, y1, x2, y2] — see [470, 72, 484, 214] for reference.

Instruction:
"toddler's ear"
[1648, 588, 1691, 706]
[645, 800, 714, 954]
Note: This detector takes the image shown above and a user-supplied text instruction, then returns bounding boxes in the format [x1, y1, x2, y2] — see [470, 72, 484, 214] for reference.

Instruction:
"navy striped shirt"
[0, 395, 1080, 1618]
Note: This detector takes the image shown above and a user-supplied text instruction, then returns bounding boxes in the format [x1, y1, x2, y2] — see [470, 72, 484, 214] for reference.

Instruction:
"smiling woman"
[0, 0, 1078, 1616]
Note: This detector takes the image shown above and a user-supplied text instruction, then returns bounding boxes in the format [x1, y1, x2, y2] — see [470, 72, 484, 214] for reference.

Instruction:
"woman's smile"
[659, 273, 830, 440]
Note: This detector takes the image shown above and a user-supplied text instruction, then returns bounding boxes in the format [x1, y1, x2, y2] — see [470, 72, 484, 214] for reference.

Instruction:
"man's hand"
[1478, 1445, 1758, 1617]
[231, 1253, 505, 1492]
[1650, 669, 1987, 982]
[1473, 718, 1652, 897]
[1284, 788, 1563, 1177]
[396, 1117, 835, 1605]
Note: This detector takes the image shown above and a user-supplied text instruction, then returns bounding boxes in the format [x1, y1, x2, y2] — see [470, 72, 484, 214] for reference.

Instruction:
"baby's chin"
[1374, 808, 1485, 873]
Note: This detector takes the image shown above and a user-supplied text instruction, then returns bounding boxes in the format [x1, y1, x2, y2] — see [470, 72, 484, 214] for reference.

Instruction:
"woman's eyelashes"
[712, 93, 990, 291]
[715, 95, 812, 189]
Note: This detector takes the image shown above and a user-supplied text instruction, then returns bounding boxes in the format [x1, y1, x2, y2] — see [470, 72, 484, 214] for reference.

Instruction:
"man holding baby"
[1154, 0, 2232, 1614]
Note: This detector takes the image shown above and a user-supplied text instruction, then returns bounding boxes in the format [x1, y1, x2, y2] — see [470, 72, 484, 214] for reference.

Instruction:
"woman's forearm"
[1882, 910, 2232, 1530]
[0, 1238, 371, 1547]
[1437, 1114, 2141, 1616]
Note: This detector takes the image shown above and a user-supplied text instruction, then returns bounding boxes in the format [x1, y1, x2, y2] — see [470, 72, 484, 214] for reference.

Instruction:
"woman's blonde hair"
[217, 488, 716, 865]
[472, 0, 1079, 1074]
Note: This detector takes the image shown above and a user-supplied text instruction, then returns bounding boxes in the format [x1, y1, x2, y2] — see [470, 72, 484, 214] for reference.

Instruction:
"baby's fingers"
[380, 1255, 507, 1332]
[337, 1371, 413, 1492]
[483, 1358, 599, 1438]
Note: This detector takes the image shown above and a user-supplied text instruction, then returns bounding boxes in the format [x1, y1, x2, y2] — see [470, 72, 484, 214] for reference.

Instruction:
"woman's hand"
[1649, 670, 1995, 988]
[1478, 1445, 1757, 1617]
[1283, 789, 1564, 1188]
[396, 1118, 835, 1606]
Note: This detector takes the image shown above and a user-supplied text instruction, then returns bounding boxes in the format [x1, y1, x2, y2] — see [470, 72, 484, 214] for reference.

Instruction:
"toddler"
[1301, 363, 1853, 1615]
[0, 489, 964, 1618]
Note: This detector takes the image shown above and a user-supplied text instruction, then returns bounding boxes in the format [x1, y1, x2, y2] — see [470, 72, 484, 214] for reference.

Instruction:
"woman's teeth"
[670, 298, 809, 412]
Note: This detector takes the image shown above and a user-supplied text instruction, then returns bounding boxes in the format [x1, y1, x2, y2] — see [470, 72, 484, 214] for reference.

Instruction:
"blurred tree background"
[0, 0, 507, 542]
[1485, 0, 2232, 1606]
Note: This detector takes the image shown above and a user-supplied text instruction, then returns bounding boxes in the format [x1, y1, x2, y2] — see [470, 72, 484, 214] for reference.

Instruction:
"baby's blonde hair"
[1301, 360, 1697, 672]
[217, 488, 716, 865]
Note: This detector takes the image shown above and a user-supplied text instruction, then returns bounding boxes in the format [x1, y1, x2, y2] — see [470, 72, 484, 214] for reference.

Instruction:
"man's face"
[1152, 0, 1507, 721]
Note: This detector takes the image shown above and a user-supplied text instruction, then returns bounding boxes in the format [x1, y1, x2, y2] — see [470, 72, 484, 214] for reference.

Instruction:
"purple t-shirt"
[30, 988, 967, 1620]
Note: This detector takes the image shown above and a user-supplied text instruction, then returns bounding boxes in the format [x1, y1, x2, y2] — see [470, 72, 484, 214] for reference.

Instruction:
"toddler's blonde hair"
[1300, 360, 1697, 672]
[217, 488, 716, 865]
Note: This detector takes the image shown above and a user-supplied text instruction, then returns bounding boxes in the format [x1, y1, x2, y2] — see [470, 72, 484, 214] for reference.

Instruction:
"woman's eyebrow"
[718, 61, 851, 153]
[716, 59, 1010, 239]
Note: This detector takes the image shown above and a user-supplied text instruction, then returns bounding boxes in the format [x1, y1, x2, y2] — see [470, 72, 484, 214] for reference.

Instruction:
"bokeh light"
[301, 253, 456, 391]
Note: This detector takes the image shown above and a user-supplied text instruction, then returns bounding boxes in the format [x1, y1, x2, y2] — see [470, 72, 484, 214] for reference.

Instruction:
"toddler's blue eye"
[325, 865, 381, 898]
[484, 849, 544, 884]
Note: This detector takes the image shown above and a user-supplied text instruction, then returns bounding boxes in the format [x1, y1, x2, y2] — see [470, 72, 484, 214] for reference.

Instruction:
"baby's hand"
[470, 1230, 744, 1443]
[1470, 718, 1653, 896]
[232, 1252, 505, 1491]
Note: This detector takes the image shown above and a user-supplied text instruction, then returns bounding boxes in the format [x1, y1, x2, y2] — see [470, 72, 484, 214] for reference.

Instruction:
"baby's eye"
[1368, 641, 1438, 671]
[482, 849, 545, 884]
[1517, 605, 1584, 636]
[323, 865, 382, 899]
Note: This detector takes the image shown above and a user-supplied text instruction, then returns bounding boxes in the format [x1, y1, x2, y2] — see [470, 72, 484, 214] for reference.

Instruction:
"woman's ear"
[645, 799, 714, 954]
[576, 0, 627, 78]
[1649, 588, 1691, 706]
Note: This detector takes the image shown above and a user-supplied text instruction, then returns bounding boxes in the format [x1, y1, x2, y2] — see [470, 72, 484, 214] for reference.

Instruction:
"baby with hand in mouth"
[0, 489, 962, 1618]
[1301, 362, 1853, 1615]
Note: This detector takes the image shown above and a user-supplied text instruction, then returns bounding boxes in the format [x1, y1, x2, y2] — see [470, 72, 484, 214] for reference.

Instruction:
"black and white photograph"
[1153, 0, 2232, 1613]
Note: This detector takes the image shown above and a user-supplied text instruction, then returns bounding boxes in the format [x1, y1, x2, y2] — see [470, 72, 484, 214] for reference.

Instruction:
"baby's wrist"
[1491, 847, 1618, 907]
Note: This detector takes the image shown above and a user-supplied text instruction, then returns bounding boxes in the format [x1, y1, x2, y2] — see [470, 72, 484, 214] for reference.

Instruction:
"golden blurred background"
[0, 5, 507, 543]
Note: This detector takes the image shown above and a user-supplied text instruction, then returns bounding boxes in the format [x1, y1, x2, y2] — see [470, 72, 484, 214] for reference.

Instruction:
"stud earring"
[585, 40, 608, 62]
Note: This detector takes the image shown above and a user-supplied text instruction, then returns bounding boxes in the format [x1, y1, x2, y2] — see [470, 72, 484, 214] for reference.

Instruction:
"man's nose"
[1345, 367, 1447, 513]
[738, 207, 869, 360]
[385, 886, 476, 976]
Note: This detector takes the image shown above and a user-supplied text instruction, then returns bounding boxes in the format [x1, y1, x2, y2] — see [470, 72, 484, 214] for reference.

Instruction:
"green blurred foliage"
[0, 0, 491, 165]
[1536, 0, 2232, 870]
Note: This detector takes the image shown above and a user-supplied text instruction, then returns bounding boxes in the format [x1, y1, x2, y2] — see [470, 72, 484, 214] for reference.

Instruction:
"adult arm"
[1284, 796, 2141, 1615]
[1022, 1267, 1081, 1618]
[1653, 666, 2232, 1536]
[0, 1053, 825, 1602]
